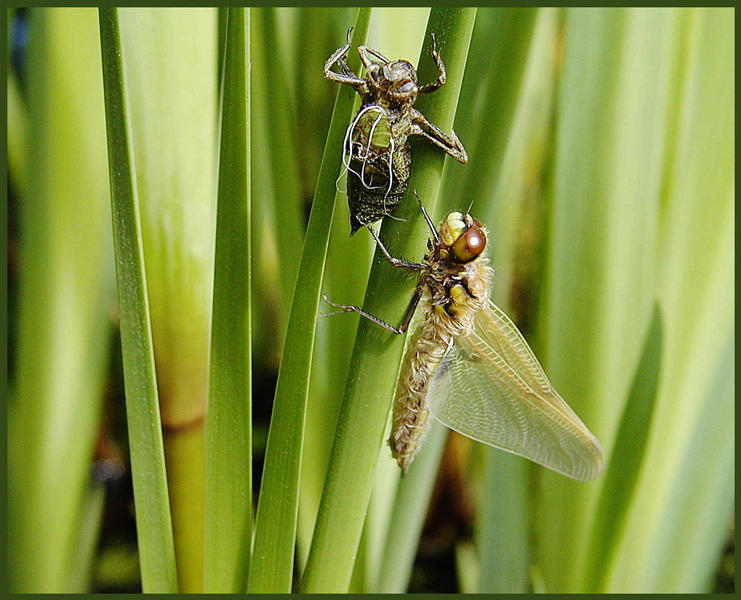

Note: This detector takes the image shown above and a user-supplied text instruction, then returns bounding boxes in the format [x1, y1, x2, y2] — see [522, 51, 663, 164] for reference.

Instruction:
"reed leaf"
[246, 9, 372, 593]
[99, 7, 178, 592]
[116, 9, 218, 590]
[8, 8, 113, 592]
[301, 8, 477, 593]
[600, 8, 734, 591]
[203, 7, 252, 592]
[374, 422, 448, 592]
[585, 304, 663, 590]
[7, 68, 28, 199]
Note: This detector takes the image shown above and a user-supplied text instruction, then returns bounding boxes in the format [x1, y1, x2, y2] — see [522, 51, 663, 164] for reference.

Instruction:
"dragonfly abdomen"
[390, 259, 491, 473]
[390, 315, 451, 474]
[346, 142, 412, 235]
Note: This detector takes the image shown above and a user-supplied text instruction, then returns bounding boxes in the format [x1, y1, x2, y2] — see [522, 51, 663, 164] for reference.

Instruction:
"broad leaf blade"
[116, 9, 219, 590]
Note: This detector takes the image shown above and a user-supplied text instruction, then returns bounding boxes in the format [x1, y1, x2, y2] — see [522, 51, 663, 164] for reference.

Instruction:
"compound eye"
[451, 225, 486, 263]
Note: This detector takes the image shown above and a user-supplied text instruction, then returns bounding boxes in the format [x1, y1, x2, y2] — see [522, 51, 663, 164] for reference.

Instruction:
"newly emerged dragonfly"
[324, 203, 605, 480]
[324, 28, 468, 235]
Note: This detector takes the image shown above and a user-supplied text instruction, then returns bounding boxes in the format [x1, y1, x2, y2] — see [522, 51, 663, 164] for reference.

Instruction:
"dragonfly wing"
[427, 300, 605, 481]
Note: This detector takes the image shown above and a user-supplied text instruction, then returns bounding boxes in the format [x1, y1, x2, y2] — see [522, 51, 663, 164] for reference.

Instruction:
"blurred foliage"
[6, 6, 734, 594]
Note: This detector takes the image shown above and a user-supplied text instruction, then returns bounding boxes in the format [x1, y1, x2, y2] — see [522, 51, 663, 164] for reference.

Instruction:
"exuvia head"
[440, 212, 487, 263]
[368, 59, 419, 105]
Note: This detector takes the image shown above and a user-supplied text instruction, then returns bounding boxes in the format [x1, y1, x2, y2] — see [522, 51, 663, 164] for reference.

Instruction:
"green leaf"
[300, 8, 477, 593]
[374, 422, 448, 592]
[7, 8, 114, 592]
[290, 7, 358, 203]
[68, 482, 107, 592]
[203, 7, 252, 593]
[297, 155, 375, 572]
[456, 542, 481, 594]
[477, 452, 530, 592]
[464, 9, 559, 594]
[535, 8, 673, 591]
[442, 7, 538, 217]
[253, 8, 304, 313]
[599, 8, 734, 591]
[356, 438, 400, 591]
[584, 304, 663, 590]
[116, 9, 219, 590]
[297, 144, 375, 572]
[246, 9, 372, 593]
[98, 7, 178, 592]
[7, 68, 28, 199]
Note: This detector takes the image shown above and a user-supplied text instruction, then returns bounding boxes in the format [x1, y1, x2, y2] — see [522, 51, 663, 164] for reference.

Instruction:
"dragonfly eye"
[451, 225, 486, 263]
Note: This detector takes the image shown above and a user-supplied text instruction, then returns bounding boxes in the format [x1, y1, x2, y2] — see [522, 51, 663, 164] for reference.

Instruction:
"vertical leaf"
[255, 8, 304, 304]
[8, 8, 113, 592]
[203, 7, 252, 593]
[375, 422, 448, 592]
[291, 7, 357, 202]
[249, 8, 307, 378]
[536, 8, 674, 590]
[477, 452, 530, 592]
[300, 8, 477, 593]
[7, 68, 28, 199]
[68, 483, 107, 591]
[442, 7, 538, 216]
[98, 7, 178, 592]
[246, 9, 372, 593]
[116, 9, 218, 590]
[297, 158, 375, 571]
[584, 304, 663, 590]
[603, 8, 734, 591]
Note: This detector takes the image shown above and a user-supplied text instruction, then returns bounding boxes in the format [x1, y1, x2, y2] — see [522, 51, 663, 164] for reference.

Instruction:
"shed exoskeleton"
[325, 28, 468, 235]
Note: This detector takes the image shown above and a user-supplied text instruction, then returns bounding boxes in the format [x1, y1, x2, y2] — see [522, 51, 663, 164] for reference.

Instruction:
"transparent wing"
[427, 300, 605, 481]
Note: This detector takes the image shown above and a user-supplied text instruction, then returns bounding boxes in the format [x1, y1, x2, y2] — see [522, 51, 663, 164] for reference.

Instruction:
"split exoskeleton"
[324, 28, 469, 235]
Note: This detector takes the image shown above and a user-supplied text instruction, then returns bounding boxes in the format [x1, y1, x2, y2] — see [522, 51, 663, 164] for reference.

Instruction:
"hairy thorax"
[390, 254, 491, 473]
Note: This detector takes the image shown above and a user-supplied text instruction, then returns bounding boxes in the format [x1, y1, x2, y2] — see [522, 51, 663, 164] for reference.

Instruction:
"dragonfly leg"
[411, 189, 441, 242]
[324, 28, 366, 88]
[358, 45, 390, 69]
[410, 109, 468, 164]
[366, 226, 427, 271]
[418, 33, 447, 94]
[322, 286, 423, 335]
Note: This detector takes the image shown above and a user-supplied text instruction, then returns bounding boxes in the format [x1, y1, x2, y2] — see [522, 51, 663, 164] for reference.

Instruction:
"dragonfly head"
[440, 212, 487, 263]
[370, 59, 419, 105]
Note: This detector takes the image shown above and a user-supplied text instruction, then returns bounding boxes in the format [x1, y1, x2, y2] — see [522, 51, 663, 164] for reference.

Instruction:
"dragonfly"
[324, 28, 468, 235]
[324, 201, 605, 480]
